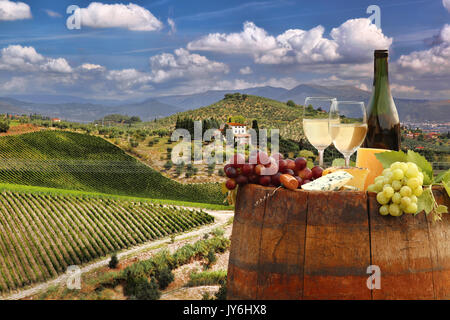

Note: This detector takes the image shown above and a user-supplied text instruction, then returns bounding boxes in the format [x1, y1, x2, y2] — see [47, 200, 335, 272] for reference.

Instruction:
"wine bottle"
[364, 50, 401, 151]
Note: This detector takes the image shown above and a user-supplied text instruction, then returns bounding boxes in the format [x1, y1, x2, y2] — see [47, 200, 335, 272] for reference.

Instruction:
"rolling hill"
[148, 94, 305, 141]
[0, 131, 223, 205]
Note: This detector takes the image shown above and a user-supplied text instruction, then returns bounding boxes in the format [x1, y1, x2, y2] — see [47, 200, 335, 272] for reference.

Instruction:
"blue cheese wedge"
[302, 171, 353, 191]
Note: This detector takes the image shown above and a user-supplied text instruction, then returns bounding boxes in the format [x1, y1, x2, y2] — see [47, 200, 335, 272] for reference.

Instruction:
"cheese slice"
[356, 148, 389, 190]
[322, 167, 369, 191]
[302, 171, 353, 191]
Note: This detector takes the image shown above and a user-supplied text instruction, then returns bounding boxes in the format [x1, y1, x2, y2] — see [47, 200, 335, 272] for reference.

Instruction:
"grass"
[0, 183, 232, 211]
[0, 130, 224, 205]
[186, 270, 227, 287]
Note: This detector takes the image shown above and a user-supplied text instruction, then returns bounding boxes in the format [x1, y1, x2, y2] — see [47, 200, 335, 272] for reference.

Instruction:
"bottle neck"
[373, 57, 390, 88]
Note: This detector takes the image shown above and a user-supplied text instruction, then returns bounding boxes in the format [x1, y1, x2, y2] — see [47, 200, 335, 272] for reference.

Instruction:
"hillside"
[0, 187, 214, 293]
[148, 94, 305, 141]
[0, 131, 223, 204]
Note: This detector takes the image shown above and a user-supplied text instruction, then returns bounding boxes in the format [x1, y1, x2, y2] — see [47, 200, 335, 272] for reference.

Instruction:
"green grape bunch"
[368, 162, 424, 217]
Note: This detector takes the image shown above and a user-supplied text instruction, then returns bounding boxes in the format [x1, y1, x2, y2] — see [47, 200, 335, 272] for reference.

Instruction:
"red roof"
[227, 122, 246, 126]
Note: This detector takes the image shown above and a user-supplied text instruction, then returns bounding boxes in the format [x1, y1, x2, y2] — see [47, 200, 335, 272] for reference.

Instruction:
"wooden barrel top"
[227, 184, 450, 300]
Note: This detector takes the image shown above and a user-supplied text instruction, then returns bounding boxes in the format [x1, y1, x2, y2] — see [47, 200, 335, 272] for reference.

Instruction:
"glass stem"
[345, 155, 350, 167]
[318, 149, 324, 167]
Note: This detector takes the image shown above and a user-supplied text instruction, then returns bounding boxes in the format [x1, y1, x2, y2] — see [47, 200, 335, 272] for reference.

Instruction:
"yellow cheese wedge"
[322, 167, 369, 191]
[356, 148, 389, 190]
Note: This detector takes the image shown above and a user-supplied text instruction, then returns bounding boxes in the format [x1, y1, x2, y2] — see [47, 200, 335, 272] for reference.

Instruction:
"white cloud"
[106, 68, 152, 90]
[397, 24, 450, 75]
[0, 45, 74, 73]
[79, 2, 163, 31]
[149, 48, 229, 83]
[239, 66, 252, 75]
[44, 9, 62, 18]
[42, 58, 73, 73]
[79, 63, 105, 71]
[444, 0, 450, 12]
[167, 18, 176, 34]
[188, 19, 392, 65]
[0, 0, 31, 21]
[0, 45, 43, 71]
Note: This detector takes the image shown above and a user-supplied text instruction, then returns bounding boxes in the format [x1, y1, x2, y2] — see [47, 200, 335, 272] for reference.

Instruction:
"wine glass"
[303, 97, 337, 167]
[329, 101, 367, 167]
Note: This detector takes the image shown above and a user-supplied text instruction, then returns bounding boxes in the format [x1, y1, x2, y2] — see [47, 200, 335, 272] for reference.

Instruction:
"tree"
[0, 121, 9, 133]
[286, 100, 295, 107]
[252, 119, 259, 146]
[108, 254, 119, 269]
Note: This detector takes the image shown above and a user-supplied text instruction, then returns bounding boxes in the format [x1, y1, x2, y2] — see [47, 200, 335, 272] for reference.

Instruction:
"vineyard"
[0, 188, 214, 294]
[0, 131, 223, 204]
[146, 95, 306, 141]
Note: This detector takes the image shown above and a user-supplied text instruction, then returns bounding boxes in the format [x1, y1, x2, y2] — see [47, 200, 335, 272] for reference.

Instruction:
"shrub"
[108, 254, 119, 269]
[204, 249, 217, 269]
[211, 228, 224, 237]
[155, 266, 174, 290]
[0, 121, 9, 133]
[187, 270, 227, 287]
[215, 280, 227, 300]
[133, 277, 160, 300]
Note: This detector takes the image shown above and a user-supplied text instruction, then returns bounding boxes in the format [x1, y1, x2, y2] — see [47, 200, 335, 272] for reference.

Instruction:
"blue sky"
[0, 0, 449, 101]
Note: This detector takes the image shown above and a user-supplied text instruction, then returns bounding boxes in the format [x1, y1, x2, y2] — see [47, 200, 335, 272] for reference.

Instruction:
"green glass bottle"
[364, 50, 401, 151]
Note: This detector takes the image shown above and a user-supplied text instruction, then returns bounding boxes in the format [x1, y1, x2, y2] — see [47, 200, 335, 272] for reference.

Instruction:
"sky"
[0, 0, 449, 101]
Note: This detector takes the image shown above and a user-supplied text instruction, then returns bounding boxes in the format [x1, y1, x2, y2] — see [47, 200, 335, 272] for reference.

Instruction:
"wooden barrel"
[227, 184, 450, 300]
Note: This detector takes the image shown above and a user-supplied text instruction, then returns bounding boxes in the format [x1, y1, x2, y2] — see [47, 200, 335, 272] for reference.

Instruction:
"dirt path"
[0, 209, 234, 300]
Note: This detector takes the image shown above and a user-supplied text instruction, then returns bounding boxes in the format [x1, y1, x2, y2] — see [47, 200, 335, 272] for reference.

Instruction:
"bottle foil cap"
[374, 50, 389, 57]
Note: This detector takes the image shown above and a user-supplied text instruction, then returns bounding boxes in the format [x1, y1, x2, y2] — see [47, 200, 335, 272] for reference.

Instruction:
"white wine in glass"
[303, 97, 337, 167]
[329, 101, 367, 167]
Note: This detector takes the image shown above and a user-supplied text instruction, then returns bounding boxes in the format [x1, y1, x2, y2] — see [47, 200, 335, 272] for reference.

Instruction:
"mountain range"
[1, 84, 448, 123]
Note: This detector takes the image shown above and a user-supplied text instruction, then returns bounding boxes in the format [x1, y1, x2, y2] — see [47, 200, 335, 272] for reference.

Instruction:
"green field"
[0, 188, 214, 293]
[0, 130, 224, 205]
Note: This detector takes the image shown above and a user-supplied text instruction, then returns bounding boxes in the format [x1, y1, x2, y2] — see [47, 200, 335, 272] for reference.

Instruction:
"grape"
[400, 196, 411, 208]
[392, 169, 404, 180]
[286, 159, 296, 171]
[392, 192, 402, 204]
[271, 173, 282, 187]
[390, 162, 402, 171]
[298, 168, 313, 180]
[404, 203, 418, 214]
[241, 164, 254, 176]
[259, 175, 271, 186]
[311, 166, 323, 179]
[379, 205, 389, 216]
[413, 186, 423, 197]
[374, 180, 384, 192]
[374, 176, 384, 184]
[278, 159, 287, 172]
[382, 168, 392, 176]
[407, 177, 420, 190]
[283, 169, 295, 176]
[225, 167, 238, 178]
[392, 180, 402, 191]
[389, 204, 403, 217]
[418, 172, 424, 184]
[383, 186, 394, 198]
[382, 177, 391, 185]
[367, 184, 377, 193]
[235, 175, 249, 186]
[294, 157, 307, 171]
[400, 186, 412, 197]
[376, 193, 389, 205]
[410, 195, 418, 203]
[225, 179, 237, 190]
[405, 165, 419, 178]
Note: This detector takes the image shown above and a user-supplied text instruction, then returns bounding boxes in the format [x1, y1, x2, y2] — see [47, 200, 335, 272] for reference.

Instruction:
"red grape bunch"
[224, 151, 323, 191]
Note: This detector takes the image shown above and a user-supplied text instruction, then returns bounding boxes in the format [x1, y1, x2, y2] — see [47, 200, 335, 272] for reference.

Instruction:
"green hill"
[0, 131, 223, 204]
[0, 188, 214, 293]
[148, 94, 305, 140]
